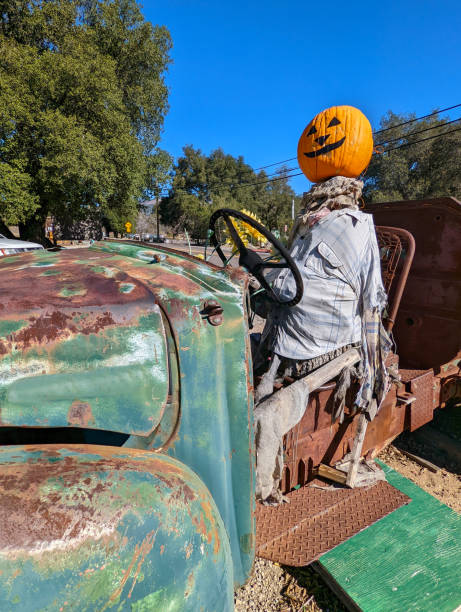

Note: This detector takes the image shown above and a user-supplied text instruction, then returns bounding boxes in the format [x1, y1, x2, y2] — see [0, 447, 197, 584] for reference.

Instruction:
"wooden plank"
[258, 348, 361, 407]
[398, 448, 440, 472]
[316, 461, 461, 612]
[315, 463, 347, 485]
[255, 348, 359, 405]
[302, 348, 361, 392]
[312, 562, 361, 612]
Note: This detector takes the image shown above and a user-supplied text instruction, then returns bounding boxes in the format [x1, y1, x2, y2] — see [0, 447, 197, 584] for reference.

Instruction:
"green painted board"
[318, 462, 461, 612]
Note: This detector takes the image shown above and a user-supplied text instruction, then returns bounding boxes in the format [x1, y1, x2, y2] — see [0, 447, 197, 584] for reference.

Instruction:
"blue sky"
[145, 0, 461, 194]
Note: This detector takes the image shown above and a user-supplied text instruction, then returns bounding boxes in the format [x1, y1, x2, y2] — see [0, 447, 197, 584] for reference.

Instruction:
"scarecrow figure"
[254, 105, 392, 504]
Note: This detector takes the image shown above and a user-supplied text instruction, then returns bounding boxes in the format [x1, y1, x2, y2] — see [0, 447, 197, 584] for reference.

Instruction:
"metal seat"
[375, 226, 415, 331]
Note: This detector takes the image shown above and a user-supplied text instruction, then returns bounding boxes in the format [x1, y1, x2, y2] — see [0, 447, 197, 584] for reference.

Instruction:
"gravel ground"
[235, 557, 348, 612]
[235, 406, 461, 612]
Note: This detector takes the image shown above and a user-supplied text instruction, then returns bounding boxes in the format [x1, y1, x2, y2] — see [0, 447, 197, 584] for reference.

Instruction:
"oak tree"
[364, 111, 461, 202]
[0, 0, 172, 242]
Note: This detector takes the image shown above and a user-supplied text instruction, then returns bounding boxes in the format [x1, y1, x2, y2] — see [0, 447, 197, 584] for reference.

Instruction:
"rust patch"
[0, 445, 194, 553]
[0, 250, 153, 315]
[128, 530, 157, 599]
[184, 570, 195, 598]
[104, 529, 157, 608]
[200, 500, 221, 556]
[14, 311, 72, 347]
[5, 310, 117, 351]
[68, 401, 95, 427]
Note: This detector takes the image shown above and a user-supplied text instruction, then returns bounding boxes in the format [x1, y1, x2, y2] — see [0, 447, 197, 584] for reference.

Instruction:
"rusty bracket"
[200, 300, 224, 326]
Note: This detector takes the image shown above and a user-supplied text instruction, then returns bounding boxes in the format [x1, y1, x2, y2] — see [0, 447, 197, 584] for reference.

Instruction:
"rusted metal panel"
[255, 480, 410, 566]
[280, 358, 457, 494]
[160, 286, 256, 587]
[94, 242, 256, 585]
[399, 368, 435, 431]
[0, 445, 233, 611]
[367, 198, 461, 370]
[0, 248, 169, 436]
[0, 241, 256, 588]
[125, 307, 181, 454]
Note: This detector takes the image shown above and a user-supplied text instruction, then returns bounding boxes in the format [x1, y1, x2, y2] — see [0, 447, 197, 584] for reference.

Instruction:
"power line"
[157, 124, 460, 196]
[226, 171, 304, 189]
[244, 103, 461, 171]
[156, 112, 461, 197]
[375, 116, 461, 146]
[253, 158, 299, 171]
[382, 125, 461, 153]
[263, 165, 298, 177]
[157, 164, 300, 197]
[156, 170, 303, 197]
[374, 103, 461, 135]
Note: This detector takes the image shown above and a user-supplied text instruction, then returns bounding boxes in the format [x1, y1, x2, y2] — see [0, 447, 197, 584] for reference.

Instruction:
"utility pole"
[292, 198, 295, 220]
[156, 187, 160, 238]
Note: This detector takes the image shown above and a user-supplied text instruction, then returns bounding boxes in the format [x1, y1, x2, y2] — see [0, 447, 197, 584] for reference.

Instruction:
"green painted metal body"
[0, 242, 256, 609]
[318, 462, 461, 612]
[0, 445, 233, 611]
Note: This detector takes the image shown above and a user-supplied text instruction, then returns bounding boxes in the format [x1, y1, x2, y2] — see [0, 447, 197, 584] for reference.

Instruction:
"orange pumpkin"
[297, 105, 373, 183]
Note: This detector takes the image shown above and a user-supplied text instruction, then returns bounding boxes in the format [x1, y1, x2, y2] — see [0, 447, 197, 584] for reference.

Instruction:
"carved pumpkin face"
[297, 105, 373, 183]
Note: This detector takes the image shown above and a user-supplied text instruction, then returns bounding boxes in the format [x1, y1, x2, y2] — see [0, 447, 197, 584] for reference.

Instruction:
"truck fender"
[0, 444, 234, 611]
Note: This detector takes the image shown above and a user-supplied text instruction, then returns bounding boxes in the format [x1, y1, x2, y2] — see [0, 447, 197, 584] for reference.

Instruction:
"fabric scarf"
[290, 175, 363, 241]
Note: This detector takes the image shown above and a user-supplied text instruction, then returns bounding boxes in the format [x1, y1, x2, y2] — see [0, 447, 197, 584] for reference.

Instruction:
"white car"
[0, 234, 44, 256]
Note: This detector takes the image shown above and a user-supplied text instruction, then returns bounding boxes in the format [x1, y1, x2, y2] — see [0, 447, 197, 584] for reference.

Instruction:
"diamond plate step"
[255, 480, 410, 566]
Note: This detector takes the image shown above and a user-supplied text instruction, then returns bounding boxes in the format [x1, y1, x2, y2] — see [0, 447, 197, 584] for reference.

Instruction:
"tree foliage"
[160, 146, 299, 240]
[364, 111, 461, 202]
[0, 0, 172, 241]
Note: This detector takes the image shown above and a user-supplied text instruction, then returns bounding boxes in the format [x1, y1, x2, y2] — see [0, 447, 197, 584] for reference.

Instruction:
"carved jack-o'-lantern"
[297, 105, 373, 183]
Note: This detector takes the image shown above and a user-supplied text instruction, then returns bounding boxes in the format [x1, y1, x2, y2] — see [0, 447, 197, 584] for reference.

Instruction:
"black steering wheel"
[208, 208, 303, 307]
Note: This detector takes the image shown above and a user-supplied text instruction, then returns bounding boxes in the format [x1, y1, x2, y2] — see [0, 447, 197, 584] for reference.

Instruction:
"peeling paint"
[0, 446, 234, 611]
[0, 241, 255, 606]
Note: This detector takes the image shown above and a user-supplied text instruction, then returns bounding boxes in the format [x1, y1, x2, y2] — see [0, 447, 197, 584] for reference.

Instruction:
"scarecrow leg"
[346, 413, 369, 487]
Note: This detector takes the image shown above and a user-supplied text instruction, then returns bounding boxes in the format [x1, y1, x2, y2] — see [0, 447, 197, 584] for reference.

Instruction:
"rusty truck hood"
[0, 241, 255, 587]
[0, 242, 245, 437]
[0, 244, 192, 436]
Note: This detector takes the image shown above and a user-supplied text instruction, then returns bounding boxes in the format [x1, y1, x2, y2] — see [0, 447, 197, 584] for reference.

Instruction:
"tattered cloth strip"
[355, 308, 393, 421]
[254, 342, 361, 505]
[290, 175, 364, 239]
[254, 375, 310, 505]
[254, 315, 391, 504]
